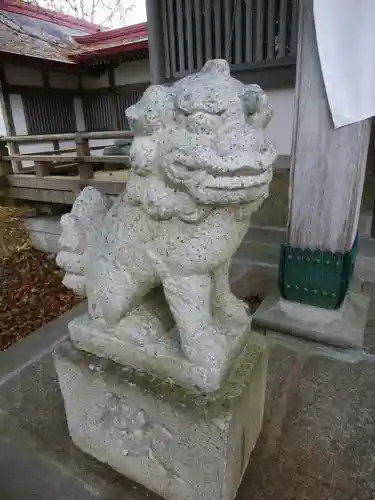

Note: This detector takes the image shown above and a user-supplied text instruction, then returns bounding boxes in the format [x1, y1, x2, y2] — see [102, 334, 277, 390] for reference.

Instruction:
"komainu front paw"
[181, 326, 229, 369]
[218, 296, 250, 324]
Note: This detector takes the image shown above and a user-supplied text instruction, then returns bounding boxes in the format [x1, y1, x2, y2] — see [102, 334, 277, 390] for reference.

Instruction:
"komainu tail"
[56, 187, 111, 296]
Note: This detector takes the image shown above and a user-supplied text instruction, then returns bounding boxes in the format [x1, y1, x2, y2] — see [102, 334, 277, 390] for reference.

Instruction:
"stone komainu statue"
[56, 59, 276, 392]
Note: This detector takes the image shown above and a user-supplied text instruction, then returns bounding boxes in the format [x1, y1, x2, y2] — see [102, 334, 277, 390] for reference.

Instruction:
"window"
[23, 92, 76, 135]
[82, 85, 147, 132]
[82, 94, 113, 132]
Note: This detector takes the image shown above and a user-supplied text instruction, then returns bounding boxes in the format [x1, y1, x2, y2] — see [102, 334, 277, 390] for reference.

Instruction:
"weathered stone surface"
[24, 215, 63, 255]
[56, 59, 276, 393]
[55, 337, 268, 500]
[56, 186, 112, 295]
[68, 286, 261, 392]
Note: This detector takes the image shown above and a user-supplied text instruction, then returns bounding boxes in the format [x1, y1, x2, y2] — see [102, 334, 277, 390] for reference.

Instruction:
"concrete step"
[238, 224, 375, 267]
[22, 213, 375, 286]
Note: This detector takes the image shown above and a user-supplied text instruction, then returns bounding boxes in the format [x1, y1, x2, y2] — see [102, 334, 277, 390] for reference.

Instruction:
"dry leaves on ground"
[0, 206, 81, 351]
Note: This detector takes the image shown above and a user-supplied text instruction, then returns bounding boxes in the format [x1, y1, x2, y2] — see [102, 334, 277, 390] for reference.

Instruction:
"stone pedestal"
[55, 336, 268, 500]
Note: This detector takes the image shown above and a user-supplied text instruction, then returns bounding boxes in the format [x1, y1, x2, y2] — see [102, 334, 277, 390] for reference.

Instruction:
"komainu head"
[126, 59, 276, 209]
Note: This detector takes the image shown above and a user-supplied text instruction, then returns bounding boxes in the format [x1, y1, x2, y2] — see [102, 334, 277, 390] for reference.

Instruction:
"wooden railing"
[0, 130, 134, 181]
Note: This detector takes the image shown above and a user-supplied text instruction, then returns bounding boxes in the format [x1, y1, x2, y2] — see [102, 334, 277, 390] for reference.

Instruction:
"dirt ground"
[0, 206, 81, 350]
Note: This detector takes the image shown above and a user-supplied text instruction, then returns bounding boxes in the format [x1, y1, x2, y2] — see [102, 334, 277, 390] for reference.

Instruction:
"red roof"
[72, 23, 148, 61]
[0, 1, 148, 65]
[0, 16, 75, 63]
[1, 0, 100, 33]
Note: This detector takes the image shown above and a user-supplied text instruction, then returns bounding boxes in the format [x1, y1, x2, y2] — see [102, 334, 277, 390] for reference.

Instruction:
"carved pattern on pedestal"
[100, 392, 184, 483]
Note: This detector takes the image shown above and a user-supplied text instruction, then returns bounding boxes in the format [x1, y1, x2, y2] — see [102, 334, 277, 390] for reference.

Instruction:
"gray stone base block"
[54, 338, 268, 500]
[252, 290, 370, 350]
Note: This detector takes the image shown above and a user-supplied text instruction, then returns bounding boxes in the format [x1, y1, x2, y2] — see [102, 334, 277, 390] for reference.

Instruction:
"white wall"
[5, 65, 43, 87]
[58, 141, 76, 155]
[9, 94, 28, 136]
[81, 59, 150, 90]
[0, 90, 8, 136]
[10, 93, 53, 167]
[79, 59, 150, 154]
[89, 139, 113, 155]
[4, 64, 80, 90]
[0, 86, 17, 171]
[265, 88, 294, 156]
[5, 64, 83, 136]
[49, 72, 79, 89]
[5, 72, 113, 162]
[114, 59, 150, 86]
[82, 71, 110, 90]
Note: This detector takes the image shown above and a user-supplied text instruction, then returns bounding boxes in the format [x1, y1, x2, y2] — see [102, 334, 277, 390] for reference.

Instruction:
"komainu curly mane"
[124, 59, 275, 222]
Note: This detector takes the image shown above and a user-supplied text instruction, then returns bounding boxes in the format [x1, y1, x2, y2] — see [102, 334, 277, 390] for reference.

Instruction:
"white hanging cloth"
[314, 0, 375, 128]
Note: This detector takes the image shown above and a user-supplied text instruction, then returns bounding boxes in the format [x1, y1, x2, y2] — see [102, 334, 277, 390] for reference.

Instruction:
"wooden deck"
[5, 170, 130, 204]
[0, 130, 135, 205]
[3, 155, 293, 206]
[0, 127, 294, 207]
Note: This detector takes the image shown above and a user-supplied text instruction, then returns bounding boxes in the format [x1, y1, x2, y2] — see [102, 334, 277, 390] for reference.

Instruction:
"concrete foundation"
[252, 290, 370, 350]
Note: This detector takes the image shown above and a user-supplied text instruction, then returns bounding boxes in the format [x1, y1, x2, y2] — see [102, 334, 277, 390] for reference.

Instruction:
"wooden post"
[0, 140, 13, 177]
[0, 68, 21, 173]
[252, 0, 371, 348]
[0, 139, 11, 257]
[109, 67, 120, 130]
[145, 0, 166, 84]
[279, 0, 372, 309]
[35, 161, 52, 177]
[366, 120, 375, 237]
[75, 135, 93, 180]
[288, 0, 371, 254]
